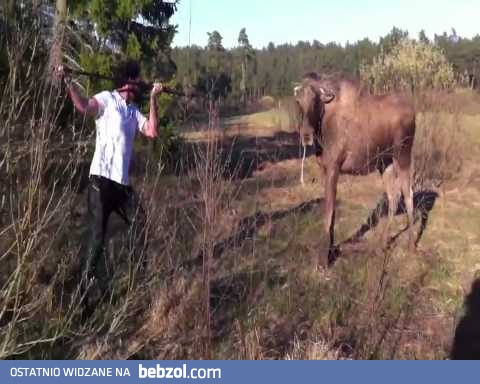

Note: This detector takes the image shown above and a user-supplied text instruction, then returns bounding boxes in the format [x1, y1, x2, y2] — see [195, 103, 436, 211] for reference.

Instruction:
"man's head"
[115, 60, 142, 102]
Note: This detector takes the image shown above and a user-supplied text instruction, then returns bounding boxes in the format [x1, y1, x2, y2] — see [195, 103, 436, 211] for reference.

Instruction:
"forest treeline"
[2, 1, 479, 118]
[172, 26, 480, 106]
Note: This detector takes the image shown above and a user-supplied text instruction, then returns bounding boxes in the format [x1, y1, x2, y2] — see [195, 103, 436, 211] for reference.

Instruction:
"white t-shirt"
[89, 90, 147, 185]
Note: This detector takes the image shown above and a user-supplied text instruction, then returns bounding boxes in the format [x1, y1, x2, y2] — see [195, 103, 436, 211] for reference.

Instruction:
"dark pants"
[83, 175, 147, 300]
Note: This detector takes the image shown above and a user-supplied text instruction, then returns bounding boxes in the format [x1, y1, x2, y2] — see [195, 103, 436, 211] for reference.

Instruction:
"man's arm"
[55, 66, 99, 117]
[66, 81, 100, 117]
[141, 83, 163, 138]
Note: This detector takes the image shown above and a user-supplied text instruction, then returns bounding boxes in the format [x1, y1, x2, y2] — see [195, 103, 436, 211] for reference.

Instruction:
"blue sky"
[170, 0, 479, 48]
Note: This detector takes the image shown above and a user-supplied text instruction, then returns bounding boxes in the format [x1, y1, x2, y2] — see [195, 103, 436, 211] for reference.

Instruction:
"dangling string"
[300, 144, 306, 186]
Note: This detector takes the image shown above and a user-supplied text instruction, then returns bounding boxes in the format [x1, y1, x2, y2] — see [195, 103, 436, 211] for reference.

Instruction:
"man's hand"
[54, 65, 72, 86]
[150, 82, 163, 98]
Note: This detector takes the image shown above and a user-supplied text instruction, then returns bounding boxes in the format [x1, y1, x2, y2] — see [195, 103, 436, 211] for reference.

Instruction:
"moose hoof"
[328, 246, 340, 265]
[317, 246, 339, 269]
[316, 253, 329, 269]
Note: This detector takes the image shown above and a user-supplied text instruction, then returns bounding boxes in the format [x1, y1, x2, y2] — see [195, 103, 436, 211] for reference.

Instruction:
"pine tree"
[68, 0, 179, 83]
[237, 28, 254, 104]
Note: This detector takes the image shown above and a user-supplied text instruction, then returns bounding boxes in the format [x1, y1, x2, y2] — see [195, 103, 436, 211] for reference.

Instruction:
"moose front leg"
[319, 165, 339, 267]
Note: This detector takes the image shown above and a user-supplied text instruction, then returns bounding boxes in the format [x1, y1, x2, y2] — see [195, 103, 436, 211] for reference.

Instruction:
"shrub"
[360, 39, 456, 94]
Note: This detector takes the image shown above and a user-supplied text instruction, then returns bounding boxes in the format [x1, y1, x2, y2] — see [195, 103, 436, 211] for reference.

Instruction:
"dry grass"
[2, 82, 478, 359]
[412, 90, 468, 190]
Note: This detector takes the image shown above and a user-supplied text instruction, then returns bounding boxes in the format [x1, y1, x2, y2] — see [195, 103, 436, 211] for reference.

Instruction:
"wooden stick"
[64, 68, 186, 96]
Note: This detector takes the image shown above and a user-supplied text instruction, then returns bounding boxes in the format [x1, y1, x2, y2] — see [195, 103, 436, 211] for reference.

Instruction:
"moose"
[294, 72, 416, 266]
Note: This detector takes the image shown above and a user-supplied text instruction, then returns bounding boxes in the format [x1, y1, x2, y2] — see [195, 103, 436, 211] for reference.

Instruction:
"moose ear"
[318, 87, 335, 103]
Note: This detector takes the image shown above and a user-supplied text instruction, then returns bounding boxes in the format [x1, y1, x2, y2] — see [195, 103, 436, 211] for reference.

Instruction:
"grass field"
[2, 92, 480, 359]
[143, 104, 480, 359]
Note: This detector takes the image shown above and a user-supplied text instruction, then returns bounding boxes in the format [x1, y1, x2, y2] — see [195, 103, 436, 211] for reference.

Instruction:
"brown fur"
[295, 72, 416, 265]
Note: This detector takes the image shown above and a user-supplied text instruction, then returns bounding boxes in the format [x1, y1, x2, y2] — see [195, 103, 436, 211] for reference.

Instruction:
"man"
[55, 61, 162, 309]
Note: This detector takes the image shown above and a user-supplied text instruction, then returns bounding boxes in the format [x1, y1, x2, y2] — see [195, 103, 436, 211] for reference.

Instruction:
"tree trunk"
[49, 0, 67, 82]
[240, 59, 246, 105]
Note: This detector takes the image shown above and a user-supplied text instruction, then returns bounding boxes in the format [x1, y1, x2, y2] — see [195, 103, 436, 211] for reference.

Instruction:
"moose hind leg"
[382, 164, 400, 247]
[395, 158, 415, 251]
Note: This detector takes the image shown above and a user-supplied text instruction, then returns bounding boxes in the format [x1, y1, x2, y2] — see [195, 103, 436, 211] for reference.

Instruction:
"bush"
[413, 103, 464, 189]
[259, 95, 276, 110]
[360, 39, 456, 94]
[155, 121, 182, 166]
